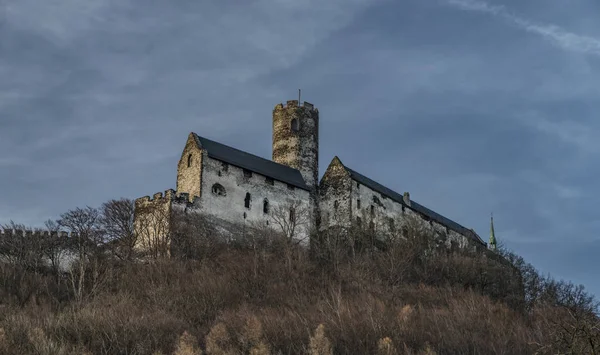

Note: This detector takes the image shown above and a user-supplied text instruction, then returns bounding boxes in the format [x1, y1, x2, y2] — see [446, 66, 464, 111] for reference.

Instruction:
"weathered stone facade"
[134, 98, 486, 254]
[176, 134, 204, 201]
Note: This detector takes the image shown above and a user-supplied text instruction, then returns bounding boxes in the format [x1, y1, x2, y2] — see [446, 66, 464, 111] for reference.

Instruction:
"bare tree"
[100, 198, 136, 261]
[134, 201, 172, 259]
[269, 200, 310, 244]
[170, 210, 222, 260]
[268, 200, 311, 273]
[0, 221, 45, 270]
[58, 206, 106, 303]
[41, 219, 67, 277]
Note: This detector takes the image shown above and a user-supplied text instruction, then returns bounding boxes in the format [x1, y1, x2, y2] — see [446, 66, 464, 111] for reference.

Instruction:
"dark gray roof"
[344, 166, 485, 245]
[193, 133, 310, 191]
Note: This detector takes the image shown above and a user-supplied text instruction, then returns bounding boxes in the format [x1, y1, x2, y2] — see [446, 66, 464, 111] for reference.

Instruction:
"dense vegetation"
[0, 199, 598, 354]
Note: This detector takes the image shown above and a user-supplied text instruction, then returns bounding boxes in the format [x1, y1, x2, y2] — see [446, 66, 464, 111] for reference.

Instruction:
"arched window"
[244, 192, 251, 209]
[187, 154, 193, 167]
[291, 118, 299, 132]
[212, 183, 226, 196]
[263, 199, 269, 214]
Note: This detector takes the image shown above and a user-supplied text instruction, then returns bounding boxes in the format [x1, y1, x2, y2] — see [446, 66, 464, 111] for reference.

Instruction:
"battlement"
[136, 189, 177, 204]
[274, 101, 318, 111]
[135, 189, 201, 208]
[0, 228, 78, 239]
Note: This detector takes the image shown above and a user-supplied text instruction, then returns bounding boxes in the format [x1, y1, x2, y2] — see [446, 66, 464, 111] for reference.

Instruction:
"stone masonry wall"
[272, 100, 319, 225]
[319, 157, 353, 230]
[176, 133, 203, 201]
[195, 155, 313, 244]
[348, 180, 478, 250]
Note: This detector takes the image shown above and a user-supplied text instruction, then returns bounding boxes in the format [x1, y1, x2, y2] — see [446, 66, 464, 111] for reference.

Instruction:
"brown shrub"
[377, 337, 397, 355]
[309, 324, 332, 355]
[205, 323, 234, 355]
[174, 331, 202, 355]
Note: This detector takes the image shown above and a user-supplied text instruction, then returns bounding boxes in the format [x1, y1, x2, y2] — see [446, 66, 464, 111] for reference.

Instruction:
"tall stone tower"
[273, 99, 320, 220]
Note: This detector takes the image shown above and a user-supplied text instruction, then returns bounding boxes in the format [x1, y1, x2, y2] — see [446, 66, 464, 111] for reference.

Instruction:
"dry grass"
[0, 231, 596, 354]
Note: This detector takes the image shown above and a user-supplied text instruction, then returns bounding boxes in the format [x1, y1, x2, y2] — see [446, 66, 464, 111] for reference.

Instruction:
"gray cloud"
[446, 0, 600, 56]
[1, 0, 599, 298]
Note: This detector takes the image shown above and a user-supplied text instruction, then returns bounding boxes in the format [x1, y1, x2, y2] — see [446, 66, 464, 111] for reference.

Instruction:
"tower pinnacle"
[489, 213, 497, 251]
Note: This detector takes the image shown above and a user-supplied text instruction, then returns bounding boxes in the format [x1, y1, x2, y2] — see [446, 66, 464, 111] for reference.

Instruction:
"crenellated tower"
[273, 100, 320, 225]
[273, 100, 319, 192]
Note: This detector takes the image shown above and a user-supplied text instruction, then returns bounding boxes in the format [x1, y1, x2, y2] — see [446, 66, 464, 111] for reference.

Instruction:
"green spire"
[489, 213, 497, 251]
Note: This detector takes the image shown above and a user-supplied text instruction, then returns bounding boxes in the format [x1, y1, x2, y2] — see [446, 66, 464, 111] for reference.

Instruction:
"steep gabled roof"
[343, 165, 485, 245]
[192, 133, 310, 191]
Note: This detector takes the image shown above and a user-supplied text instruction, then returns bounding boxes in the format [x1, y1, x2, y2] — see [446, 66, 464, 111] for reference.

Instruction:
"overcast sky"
[2, 0, 599, 297]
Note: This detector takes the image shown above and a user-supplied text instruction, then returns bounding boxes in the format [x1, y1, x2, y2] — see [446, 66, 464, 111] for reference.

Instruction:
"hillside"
[0, 199, 598, 355]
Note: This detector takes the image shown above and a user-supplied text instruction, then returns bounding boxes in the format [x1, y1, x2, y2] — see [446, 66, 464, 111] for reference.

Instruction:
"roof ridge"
[192, 133, 302, 173]
[340, 162, 484, 245]
[192, 133, 310, 191]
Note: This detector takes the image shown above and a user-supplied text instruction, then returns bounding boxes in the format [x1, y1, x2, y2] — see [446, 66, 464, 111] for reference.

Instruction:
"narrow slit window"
[370, 205, 375, 215]
[289, 208, 295, 223]
[291, 118, 299, 132]
[244, 192, 251, 209]
[263, 199, 269, 214]
[357, 199, 361, 209]
[187, 154, 192, 167]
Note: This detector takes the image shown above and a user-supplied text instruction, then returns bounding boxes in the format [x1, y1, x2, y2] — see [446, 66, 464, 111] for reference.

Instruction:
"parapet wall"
[135, 189, 200, 213]
[274, 100, 318, 111]
[0, 229, 78, 239]
[135, 189, 201, 207]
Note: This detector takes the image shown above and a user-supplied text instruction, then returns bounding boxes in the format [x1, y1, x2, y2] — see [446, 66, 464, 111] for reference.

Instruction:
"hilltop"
[0, 198, 598, 355]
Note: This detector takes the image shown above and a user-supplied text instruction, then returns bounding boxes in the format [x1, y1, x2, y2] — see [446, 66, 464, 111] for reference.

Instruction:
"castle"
[134, 99, 488, 253]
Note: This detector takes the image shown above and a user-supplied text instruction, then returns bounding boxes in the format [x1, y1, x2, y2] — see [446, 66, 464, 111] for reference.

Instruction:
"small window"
[334, 200, 339, 210]
[289, 208, 296, 223]
[263, 199, 269, 214]
[243, 169, 253, 179]
[291, 118, 299, 132]
[372, 196, 382, 206]
[266, 177, 274, 186]
[244, 192, 251, 209]
[287, 184, 295, 191]
[370, 205, 375, 215]
[187, 154, 193, 168]
[243, 212, 247, 219]
[212, 183, 226, 196]
[357, 199, 361, 209]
